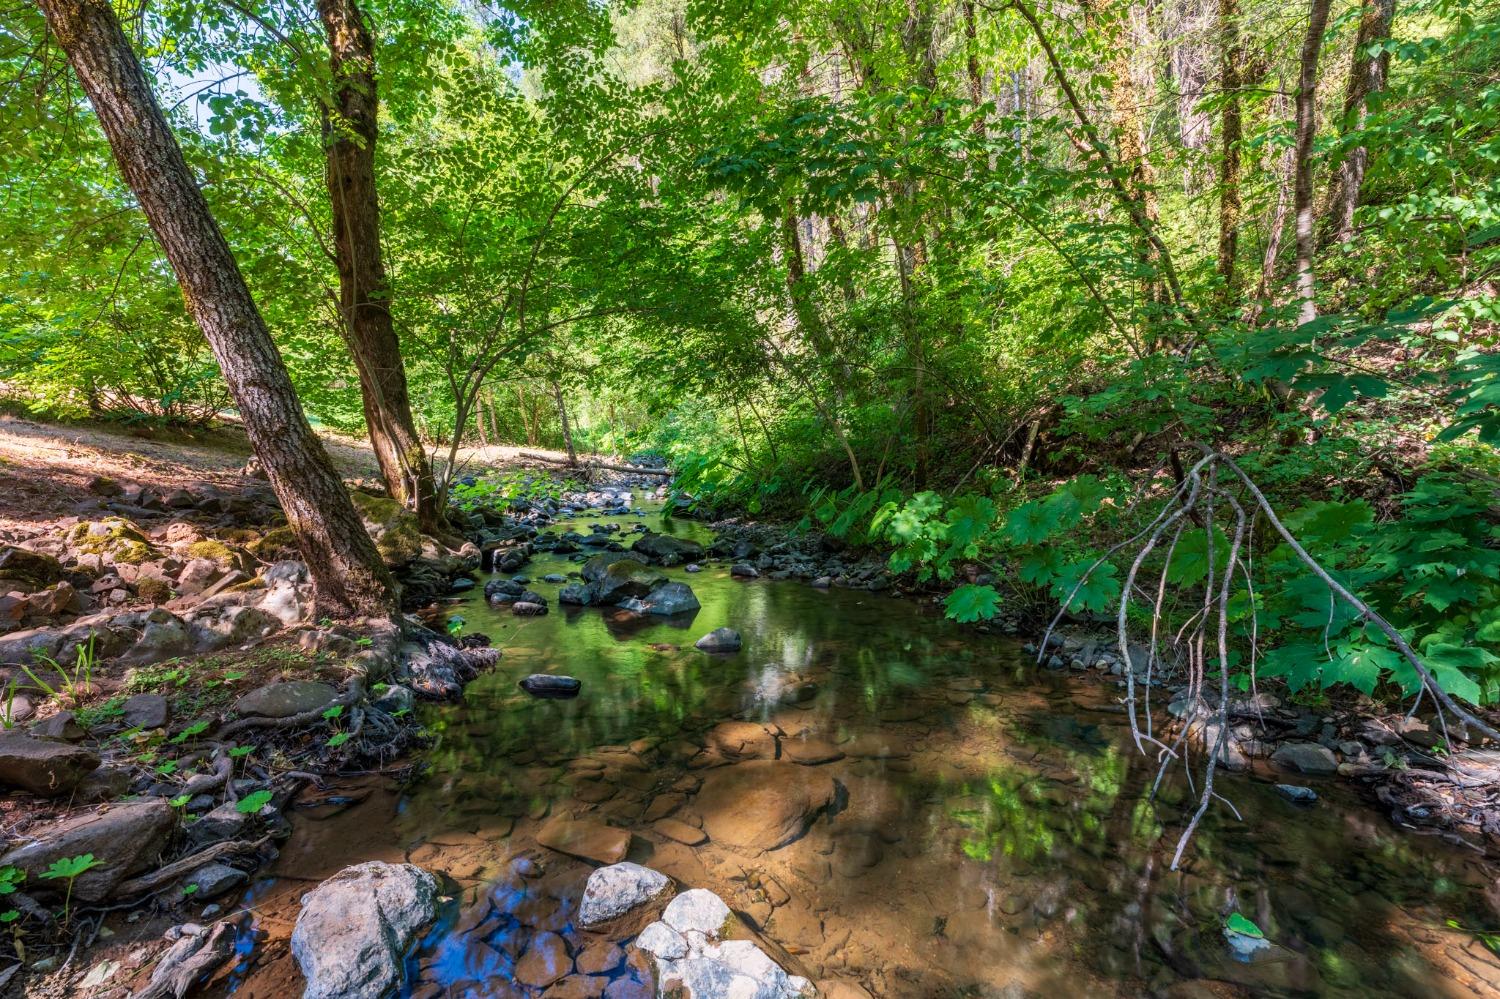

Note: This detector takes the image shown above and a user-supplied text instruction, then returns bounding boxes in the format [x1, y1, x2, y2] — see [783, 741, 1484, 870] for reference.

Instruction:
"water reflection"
[227, 503, 1500, 998]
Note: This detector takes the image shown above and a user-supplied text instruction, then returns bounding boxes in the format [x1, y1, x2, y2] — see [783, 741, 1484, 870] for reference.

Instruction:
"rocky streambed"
[190, 499, 1500, 999]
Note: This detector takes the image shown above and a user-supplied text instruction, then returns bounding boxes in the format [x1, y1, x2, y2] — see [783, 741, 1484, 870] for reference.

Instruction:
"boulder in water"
[630, 533, 707, 566]
[520, 674, 581, 699]
[694, 627, 742, 652]
[579, 862, 674, 928]
[291, 862, 441, 999]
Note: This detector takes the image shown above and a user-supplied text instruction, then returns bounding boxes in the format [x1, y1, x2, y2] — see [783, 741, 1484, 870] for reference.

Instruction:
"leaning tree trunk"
[1326, 0, 1395, 245]
[36, 0, 396, 618]
[1293, 0, 1333, 325]
[316, 0, 443, 535]
[551, 380, 577, 466]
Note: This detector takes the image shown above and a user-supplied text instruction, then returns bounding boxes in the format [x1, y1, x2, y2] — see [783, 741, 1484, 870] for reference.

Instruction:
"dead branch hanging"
[1039, 443, 1499, 868]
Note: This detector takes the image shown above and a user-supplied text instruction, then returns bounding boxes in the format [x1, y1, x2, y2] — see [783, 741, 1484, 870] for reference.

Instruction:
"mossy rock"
[247, 527, 300, 561]
[135, 577, 173, 604]
[350, 491, 423, 568]
[185, 539, 240, 568]
[63, 518, 159, 565]
[0, 546, 63, 593]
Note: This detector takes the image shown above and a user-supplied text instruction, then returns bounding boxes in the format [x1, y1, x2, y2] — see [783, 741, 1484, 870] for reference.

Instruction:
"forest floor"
[0, 414, 578, 526]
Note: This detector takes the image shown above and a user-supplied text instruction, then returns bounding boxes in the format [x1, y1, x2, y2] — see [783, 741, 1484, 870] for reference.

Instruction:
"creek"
[218, 502, 1500, 998]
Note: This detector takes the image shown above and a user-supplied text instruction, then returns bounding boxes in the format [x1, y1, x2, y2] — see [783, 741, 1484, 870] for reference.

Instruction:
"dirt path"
[0, 414, 580, 532]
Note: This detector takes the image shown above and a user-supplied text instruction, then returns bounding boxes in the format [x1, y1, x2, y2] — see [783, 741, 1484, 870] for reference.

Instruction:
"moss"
[185, 539, 237, 566]
[350, 491, 423, 567]
[248, 527, 299, 559]
[135, 577, 172, 604]
[64, 517, 156, 563]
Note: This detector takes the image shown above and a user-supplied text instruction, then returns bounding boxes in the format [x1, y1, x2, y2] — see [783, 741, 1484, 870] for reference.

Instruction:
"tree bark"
[551, 379, 577, 466]
[1326, 0, 1394, 245]
[36, 0, 396, 618]
[1216, 0, 1244, 302]
[316, 0, 443, 534]
[1293, 0, 1333, 325]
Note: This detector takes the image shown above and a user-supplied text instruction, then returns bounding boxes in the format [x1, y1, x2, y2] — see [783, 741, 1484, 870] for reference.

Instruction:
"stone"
[291, 862, 441, 999]
[576, 940, 626, 976]
[0, 801, 174, 902]
[705, 721, 775, 760]
[730, 564, 759, 579]
[520, 674, 582, 699]
[653, 819, 707, 846]
[780, 738, 844, 765]
[1274, 784, 1319, 804]
[693, 761, 837, 851]
[627, 581, 700, 616]
[536, 817, 631, 865]
[30, 712, 85, 741]
[183, 862, 248, 900]
[630, 533, 706, 567]
[516, 931, 572, 989]
[590, 558, 668, 606]
[635, 921, 688, 961]
[694, 627, 742, 653]
[234, 680, 336, 720]
[579, 862, 674, 928]
[1270, 742, 1338, 776]
[0, 546, 62, 593]
[662, 889, 732, 937]
[121, 693, 170, 729]
[0, 734, 99, 796]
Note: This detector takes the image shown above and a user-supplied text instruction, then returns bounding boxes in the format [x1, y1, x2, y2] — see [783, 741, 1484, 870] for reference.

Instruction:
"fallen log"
[517, 451, 671, 476]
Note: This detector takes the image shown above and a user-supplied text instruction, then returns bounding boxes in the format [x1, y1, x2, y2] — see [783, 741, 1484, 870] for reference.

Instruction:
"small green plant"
[445, 615, 466, 638]
[228, 745, 254, 759]
[170, 719, 211, 745]
[181, 883, 199, 896]
[40, 854, 101, 924]
[170, 794, 192, 809]
[236, 789, 273, 814]
[0, 865, 24, 925]
[326, 731, 350, 748]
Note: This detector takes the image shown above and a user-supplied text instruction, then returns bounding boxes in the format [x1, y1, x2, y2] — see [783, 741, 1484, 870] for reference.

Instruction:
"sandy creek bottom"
[211, 509, 1500, 999]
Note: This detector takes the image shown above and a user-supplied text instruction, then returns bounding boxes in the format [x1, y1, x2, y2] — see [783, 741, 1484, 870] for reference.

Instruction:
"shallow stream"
[220, 504, 1500, 998]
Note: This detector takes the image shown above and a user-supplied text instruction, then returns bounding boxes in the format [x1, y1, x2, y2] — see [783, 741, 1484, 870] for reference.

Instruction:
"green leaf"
[236, 789, 273, 814]
[40, 854, 101, 880]
[1226, 912, 1264, 938]
[944, 584, 1001, 623]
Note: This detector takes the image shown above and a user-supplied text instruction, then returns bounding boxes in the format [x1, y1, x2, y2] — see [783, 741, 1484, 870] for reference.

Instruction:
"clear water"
[224, 504, 1500, 998]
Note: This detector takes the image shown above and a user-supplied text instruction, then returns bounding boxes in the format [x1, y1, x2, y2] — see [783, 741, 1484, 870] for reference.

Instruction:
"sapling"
[40, 854, 101, 924]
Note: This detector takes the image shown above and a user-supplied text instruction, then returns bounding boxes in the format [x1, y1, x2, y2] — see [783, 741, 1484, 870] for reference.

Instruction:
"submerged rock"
[693, 761, 836, 852]
[520, 674, 581, 699]
[1274, 784, 1319, 804]
[291, 862, 441, 999]
[620, 581, 700, 616]
[578, 862, 674, 928]
[694, 627, 742, 652]
[536, 816, 631, 865]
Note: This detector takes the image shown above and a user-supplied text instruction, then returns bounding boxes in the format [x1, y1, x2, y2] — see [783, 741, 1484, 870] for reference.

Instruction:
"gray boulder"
[0, 734, 99, 797]
[620, 581, 701, 617]
[578, 862, 673, 928]
[630, 533, 706, 567]
[0, 800, 175, 902]
[1270, 742, 1339, 776]
[235, 680, 336, 719]
[694, 627, 742, 652]
[291, 862, 441, 999]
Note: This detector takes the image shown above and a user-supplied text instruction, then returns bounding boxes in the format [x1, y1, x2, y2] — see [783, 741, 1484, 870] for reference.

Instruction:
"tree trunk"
[1216, 0, 1244, 302]
[316, 0, 443, 534]
[1326, 0, 1394, 245]
[1293, 0, 1333, 325]
[552, 380, 577, 466]
[963, 1, 987, 139]
[37, 0, 396, 618]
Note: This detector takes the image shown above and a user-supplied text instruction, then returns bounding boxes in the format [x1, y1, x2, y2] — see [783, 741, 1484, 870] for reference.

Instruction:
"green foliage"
[236, 789, 273, 814]
[1226, 912, 1265, 939]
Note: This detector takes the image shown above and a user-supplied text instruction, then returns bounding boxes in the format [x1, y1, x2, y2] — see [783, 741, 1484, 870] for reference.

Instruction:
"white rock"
[291, 862, 440, 999]
[662, 888, 731, 937]
[635, 920, 688, 960]
[578, 862, 673, 928]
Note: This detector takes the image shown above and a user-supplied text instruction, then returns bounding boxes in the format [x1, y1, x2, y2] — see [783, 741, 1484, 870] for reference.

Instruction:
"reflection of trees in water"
[948, 745, 1127, 863]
